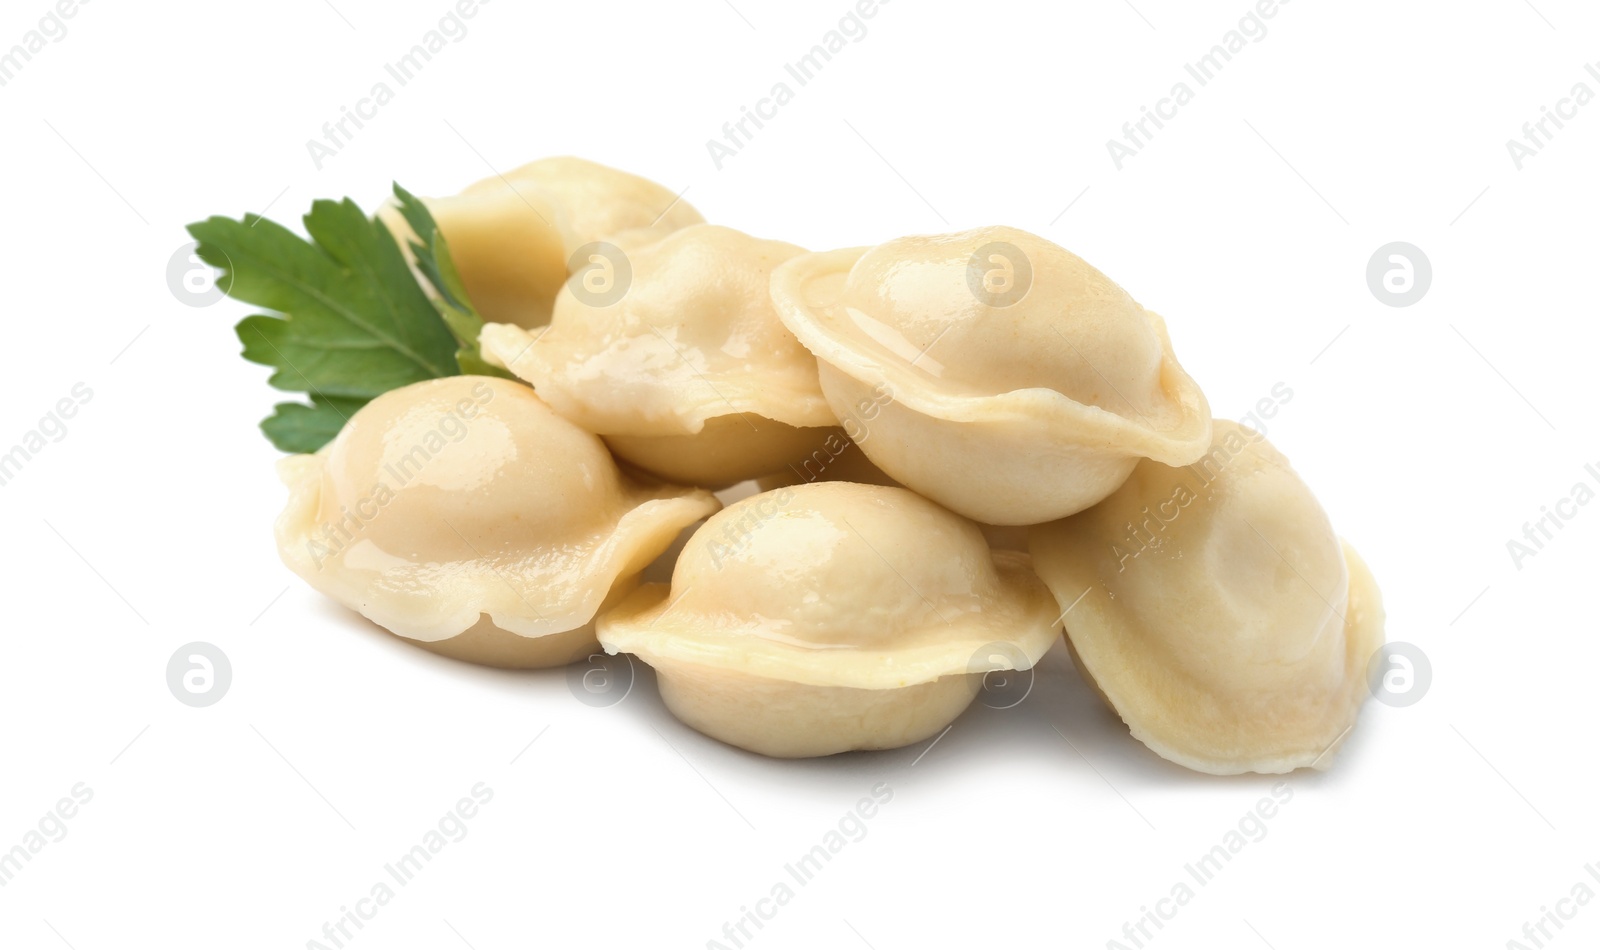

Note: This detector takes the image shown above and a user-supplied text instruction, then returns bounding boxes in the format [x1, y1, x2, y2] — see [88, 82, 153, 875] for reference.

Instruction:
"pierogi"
[1028, 421, 1385, 774]
[598, 482, 1061, 757]
[482, 224, 840, 488]
[275, 377, 719, 668]
[770, 226, 1212, 525]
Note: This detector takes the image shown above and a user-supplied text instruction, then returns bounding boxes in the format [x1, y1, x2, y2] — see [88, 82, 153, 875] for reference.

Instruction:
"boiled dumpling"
[482, 224, 840, 489]
[274, 376, 719, 668]
[769, 226, 1212, 524]
[598, 482, 1061, 757]
[1027, 421, 1385, 774]
[383, 156, 703, 329]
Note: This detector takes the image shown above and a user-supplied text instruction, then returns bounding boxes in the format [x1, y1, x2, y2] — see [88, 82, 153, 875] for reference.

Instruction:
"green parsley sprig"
[187, 185, 509, 453]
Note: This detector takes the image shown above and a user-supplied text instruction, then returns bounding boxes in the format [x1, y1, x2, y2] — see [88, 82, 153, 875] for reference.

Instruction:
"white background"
[1, 0, 1597, 948]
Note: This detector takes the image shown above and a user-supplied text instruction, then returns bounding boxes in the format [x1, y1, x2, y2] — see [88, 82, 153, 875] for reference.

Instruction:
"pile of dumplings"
[277, 156, 1385, 775]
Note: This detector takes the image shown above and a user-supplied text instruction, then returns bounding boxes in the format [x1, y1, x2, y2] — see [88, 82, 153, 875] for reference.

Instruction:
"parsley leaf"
[188, 188, 505, 453]
[260, 394, 369, 454]
[392, 183, 514, 381]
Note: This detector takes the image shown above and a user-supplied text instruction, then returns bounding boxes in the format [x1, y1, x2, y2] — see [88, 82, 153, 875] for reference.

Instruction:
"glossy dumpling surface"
[601, 482, 1060, 689]
[275, 377, 719, 650]
[770, 226, 1212, 524]
[482, 224, 839, 487]
[489, 156, 703, 256]
[599, 482, 1061, 756]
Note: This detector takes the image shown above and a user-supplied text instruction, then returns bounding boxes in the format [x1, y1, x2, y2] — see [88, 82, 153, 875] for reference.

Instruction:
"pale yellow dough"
[598, 482, 1062, 757]
[753, 435, 1027, 551]
[381, 156, 703, 329]
[770, 226, 1212, 524]
[481, 224, 840, 488]
[1028, 421, 1386, 774]
[274, 377, 719, 669]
